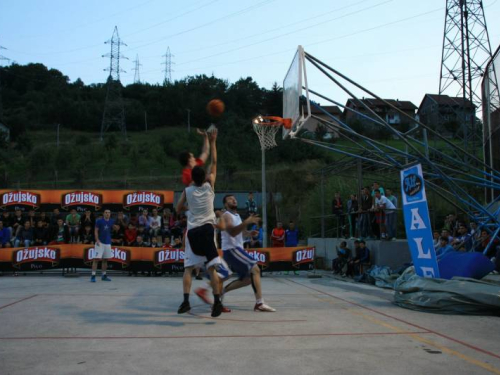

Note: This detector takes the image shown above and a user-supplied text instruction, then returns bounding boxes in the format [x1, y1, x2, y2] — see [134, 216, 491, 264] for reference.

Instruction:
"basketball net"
[252, 116, 291, 151]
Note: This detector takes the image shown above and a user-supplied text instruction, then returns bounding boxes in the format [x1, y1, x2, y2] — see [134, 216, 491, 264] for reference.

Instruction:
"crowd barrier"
[0, 245, 315, 273]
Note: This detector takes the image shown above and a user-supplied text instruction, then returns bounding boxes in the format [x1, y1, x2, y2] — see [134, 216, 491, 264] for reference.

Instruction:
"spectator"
[358, 187, 373, 239]
[66, 209, 81, 243]
[451, 223, 472, 251]
[347, 194, 358, 239]
[374, 189, 396, 240]
[80, 209, 95, 230]
[129, 213, 138, 227]
[432, 230, 441, 248]
[111, 223, 124, 246]
[271, 221, 285, 247]
[435, 236, 455, 260]
[444, 213, 458, 237]
[12, 208, 24, 234]
[285, 221, 299, 247]
[49, 218, 70, 245]
[332, 192, 344, 237]
[136, 224, 150, 246]
[332, 241, 351, 276]
[245, 192, 258, 216]
[252, 222, 263, 247]
[371, 182, 385, 196]
[81, 223, 95, 245]
[124, 223, 137, 246]
[172, 237, 183, 249]
[51, 208, 64, 227]
[116, 211, 129, 229]
[1, 211, 13, 230]
[161, 208, 173, 241]
[150, 237, 161, 248]
[39, 212, 50, 228]
[134, 235, 146, 247]
[163, 237, 172, 248]
[347, 240, 370, 277]
[33, 220, 48, 246]
[138, 209, 150, 230]
[441, 229, 454, 243]
[386, 189, 397, 208]
[149, 208, 162, 244]
[27, 210, 37, 227]
[0, 221, 12, 247]
[14, 221, 34, 248]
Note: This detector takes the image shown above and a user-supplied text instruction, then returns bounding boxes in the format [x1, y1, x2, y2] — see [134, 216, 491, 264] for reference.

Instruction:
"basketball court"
[0, 273, 499, 375]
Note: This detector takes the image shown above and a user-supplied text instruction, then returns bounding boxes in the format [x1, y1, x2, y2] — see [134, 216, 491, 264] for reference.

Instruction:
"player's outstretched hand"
[245, 214, 260, 225]
[208, 128, 218, 142]
[196, 128, 208, 137]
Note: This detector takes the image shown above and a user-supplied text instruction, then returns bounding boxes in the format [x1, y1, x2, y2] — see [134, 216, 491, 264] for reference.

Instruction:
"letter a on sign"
[410, 208, 427, 230]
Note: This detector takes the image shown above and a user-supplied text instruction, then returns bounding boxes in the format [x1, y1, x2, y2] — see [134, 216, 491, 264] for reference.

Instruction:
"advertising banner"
[0, 245, 315, 272]
[400, 164, 440, 278]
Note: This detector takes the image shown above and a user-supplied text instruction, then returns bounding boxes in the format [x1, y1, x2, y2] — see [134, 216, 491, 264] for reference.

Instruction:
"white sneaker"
[254, 303, 276, 312]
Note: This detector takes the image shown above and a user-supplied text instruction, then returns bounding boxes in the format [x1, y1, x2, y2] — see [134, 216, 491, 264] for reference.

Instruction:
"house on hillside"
[417, 94, 476, 136]
[301, 105, 342, 139]
[343, 98, 417, 130]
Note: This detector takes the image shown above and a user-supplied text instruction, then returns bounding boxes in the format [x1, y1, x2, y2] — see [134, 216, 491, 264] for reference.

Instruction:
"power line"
[162, 47, 174, 84]
[132, 54, 142, 83]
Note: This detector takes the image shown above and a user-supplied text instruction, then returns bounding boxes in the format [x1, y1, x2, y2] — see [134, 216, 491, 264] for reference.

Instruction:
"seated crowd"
[0, 207, 187, 249]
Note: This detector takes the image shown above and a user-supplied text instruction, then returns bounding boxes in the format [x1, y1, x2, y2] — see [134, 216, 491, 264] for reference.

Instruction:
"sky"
[1, 0, 500, 109]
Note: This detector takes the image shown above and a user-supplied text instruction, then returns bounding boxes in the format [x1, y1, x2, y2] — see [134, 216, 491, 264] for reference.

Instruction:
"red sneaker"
[221, 305, 232, 313]
[195, 287, 212, 305]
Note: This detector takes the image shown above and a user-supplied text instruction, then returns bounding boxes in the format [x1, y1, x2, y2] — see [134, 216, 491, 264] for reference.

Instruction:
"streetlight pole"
[262, 147, 267, 248]
[56, 123, 60, 147]
[187, 109, 191, 132]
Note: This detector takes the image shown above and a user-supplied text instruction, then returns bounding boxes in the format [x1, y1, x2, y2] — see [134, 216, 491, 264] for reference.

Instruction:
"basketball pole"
[261, 147, 268, 247]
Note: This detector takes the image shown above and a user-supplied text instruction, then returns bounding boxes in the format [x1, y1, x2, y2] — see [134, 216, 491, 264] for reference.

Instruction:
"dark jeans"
[358, 213, 371, 238]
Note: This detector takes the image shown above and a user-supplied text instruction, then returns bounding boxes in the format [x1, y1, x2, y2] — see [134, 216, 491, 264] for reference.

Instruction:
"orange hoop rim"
[252, 116, 292, 129]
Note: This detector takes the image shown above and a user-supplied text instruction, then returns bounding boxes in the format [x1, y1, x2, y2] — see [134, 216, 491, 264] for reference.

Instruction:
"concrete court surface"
[0, 273, 499, 375]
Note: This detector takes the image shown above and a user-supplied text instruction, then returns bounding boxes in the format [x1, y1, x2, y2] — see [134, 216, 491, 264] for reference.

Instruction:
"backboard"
[283, 45, 311, 139]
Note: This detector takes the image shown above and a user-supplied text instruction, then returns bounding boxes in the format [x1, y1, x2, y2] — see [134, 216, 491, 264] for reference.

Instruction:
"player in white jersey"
[220, 194, 276, 312]
[176, 130, 223, 318]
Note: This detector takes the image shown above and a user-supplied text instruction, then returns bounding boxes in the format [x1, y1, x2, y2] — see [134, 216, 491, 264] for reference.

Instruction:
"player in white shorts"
[176, 129, 223, 318]
[220, 194, 275, 312]
[91, 209, 114, 282]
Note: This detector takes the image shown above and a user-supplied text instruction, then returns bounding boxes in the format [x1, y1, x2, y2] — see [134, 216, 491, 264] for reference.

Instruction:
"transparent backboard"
[283, 45, 310, 139]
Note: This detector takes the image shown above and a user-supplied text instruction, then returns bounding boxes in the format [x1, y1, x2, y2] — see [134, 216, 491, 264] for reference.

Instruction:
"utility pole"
[132, 54, 142, 84]
[101, 26, 128, 141]
[144, 111, 147, 132]
[187, 109, 191, 132]
[162, 47, 174, 85]
[56, 123, 60, 147]
[0, 44, 10, 120]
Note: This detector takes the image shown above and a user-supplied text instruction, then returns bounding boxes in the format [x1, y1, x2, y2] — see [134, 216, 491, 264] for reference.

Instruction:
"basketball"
[207, 99, 225, 117]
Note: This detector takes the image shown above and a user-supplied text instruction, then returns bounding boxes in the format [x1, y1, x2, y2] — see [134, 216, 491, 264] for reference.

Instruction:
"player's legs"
[183, 266, 194, 294]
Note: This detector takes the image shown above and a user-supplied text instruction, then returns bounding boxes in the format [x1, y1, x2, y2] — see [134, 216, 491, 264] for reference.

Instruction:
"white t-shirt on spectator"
[149, 215, 162, 228]
[375, 196, 396, 213]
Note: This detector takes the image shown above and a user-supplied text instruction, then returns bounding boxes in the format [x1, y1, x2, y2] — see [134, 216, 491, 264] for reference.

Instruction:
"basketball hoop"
[252, 116, 292, 150]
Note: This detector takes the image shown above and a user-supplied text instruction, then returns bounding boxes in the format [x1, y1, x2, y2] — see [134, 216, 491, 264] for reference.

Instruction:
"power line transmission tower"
[439, 0, 497, 157]
[132, 54, 142, 84]
[0, 44, 9, 120]
[101, 26, 128, 141]
[162, 47, 174, 84]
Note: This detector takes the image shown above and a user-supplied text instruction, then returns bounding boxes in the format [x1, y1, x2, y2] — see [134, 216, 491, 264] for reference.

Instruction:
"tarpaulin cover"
[393, 267, 500, 316]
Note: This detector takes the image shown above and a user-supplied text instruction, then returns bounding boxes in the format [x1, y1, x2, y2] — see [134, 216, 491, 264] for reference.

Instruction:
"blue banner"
[400, 164, 440, 278]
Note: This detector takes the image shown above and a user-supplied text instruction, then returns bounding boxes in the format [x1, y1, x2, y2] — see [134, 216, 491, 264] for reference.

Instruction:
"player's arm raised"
[206, 130, 217, 187]
[176, 190, 187, 214]
[197, 128, 210, 164]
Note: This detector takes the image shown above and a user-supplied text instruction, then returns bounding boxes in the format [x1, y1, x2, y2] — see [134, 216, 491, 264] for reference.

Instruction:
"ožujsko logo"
[292, 247, 315, 266]
[123, 191, 163, 209]
[154, 247, 185, 267]
[245, 249, 270, 268]
[1, 191, 41, 209]
[84, 247, 131, 268]
[13, 247, 60, 269]
[62, 191, 102, 210]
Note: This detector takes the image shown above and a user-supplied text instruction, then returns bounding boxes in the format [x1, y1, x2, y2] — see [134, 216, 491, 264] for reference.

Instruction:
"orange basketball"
[207, 99, 225, 117]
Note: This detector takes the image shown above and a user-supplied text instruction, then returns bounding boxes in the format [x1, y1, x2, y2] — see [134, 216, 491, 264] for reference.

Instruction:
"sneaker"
[254, 303, 276, 312]
[101, 275, 111, 281]
[211, 301, 223, 317]
[195, 287, 212, 305]
[90, 275, 96, 283]
[195, 275, 203, 280]
[177, 301, 191, 314]
[221, 305, 232, 313]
